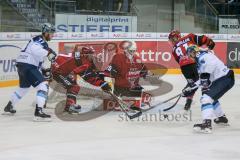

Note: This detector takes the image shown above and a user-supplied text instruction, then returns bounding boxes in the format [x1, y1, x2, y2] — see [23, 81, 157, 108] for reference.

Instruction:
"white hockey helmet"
[122, 40, 137, 55]
[42, 23, 55, 34]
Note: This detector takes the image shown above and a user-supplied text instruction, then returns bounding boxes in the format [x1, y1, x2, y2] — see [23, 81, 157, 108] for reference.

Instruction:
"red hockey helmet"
[81, 46, 95, 55]
[168, 30, 181, 44]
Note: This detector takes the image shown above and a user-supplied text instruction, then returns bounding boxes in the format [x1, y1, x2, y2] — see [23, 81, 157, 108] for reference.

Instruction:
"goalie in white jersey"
[3, 23, 56, 121]
[182, 45, 235, 133]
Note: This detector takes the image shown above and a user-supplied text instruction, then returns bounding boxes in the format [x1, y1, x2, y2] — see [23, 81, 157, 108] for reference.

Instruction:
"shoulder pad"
[32, 35, 49, 49]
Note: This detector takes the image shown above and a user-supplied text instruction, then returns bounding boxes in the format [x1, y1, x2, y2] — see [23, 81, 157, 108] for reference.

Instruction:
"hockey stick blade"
[129, 111, 142, 119]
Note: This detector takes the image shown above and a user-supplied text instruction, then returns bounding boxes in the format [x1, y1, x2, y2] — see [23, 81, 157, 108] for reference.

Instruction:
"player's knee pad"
[36, 82, 49, 99]
[13, 88, 30, 99]
[213, 100, 220, 110]
[200, 94, 214, 105]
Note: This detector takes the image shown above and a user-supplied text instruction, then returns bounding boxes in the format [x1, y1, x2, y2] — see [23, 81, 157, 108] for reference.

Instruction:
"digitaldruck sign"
[227, 42, 240, 68]
[55, 14, 137, 32]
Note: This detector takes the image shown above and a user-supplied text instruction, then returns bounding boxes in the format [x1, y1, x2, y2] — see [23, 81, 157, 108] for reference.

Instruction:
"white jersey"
[17, 35, 49, 67]
[196, 51, 229, 82]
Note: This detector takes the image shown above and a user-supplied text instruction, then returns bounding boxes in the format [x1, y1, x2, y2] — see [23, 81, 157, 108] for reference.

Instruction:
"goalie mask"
[121, 41, 137, 60]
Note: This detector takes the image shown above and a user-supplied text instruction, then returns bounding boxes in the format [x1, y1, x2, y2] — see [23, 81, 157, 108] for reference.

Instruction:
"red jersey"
[52, 53, 103, 86]
[109, 53, 145, 88]
[172, 33, 214, 67]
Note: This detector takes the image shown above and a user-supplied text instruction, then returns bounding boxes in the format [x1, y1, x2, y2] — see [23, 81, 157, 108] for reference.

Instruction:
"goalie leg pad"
[66, 85, 80, 107]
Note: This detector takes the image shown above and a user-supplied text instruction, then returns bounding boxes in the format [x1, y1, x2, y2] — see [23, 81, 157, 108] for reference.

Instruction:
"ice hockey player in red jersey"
[51, 46, 112, 114]
[168, 30, 215, 110]
[105, 40, 149, 109]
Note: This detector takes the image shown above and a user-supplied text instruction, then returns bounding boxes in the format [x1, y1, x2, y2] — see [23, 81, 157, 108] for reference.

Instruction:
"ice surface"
[0, 75, 240, 160]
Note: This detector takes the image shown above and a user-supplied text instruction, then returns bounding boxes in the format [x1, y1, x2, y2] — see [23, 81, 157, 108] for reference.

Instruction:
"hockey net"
[48, 42, 118, 105]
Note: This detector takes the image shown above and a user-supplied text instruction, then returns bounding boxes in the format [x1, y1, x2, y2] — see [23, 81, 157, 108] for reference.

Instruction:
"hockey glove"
[182, 83, 198, 97]
[41, 68, 52, 81]
[200, 73, 211, 93]
[58, 73, 75, 89]
[47, 48, 57, 62]
[207, 39, 215, 50]
[97, 71, 107, 81]
[105, 64, 118, 77]
[100, 81, 112, 92]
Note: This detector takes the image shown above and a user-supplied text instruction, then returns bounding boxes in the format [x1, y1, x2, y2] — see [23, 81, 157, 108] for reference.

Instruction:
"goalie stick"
[108, 92, 142, 119]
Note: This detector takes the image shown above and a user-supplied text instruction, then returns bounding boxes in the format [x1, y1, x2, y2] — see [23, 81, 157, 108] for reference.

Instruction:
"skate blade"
[33, 117, 52, 122]
[68, 112, 81, 115]
[215, 123, 230, 126]
[63, 111, 81, 115]
[2, 112, 15, 116]
[193, 127, 212, 134]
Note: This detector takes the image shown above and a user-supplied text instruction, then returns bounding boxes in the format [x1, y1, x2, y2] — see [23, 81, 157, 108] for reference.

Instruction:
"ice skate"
[33, 105, 51, 122]
[193, 119, 212, 133]
[3, 101, 16, 115]
[64, 104, 82, 114]
[214, 115, 229, 126]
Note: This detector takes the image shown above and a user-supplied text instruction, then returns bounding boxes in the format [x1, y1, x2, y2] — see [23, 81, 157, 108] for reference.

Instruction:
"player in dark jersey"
[168, 30, 215, 110]
[51, 46, 112, 114]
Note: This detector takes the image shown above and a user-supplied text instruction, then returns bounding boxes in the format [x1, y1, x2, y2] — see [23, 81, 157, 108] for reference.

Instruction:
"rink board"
[1, 33, 240, 87]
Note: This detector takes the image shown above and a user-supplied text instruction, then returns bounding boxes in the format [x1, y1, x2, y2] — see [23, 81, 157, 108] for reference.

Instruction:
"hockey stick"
[140, 93, 182, 113]
[162, 94, 182, 111]
[108, 92, 142, 119]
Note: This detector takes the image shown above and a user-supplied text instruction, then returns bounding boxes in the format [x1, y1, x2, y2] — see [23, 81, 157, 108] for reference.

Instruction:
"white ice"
[0, 75, 240, 160]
